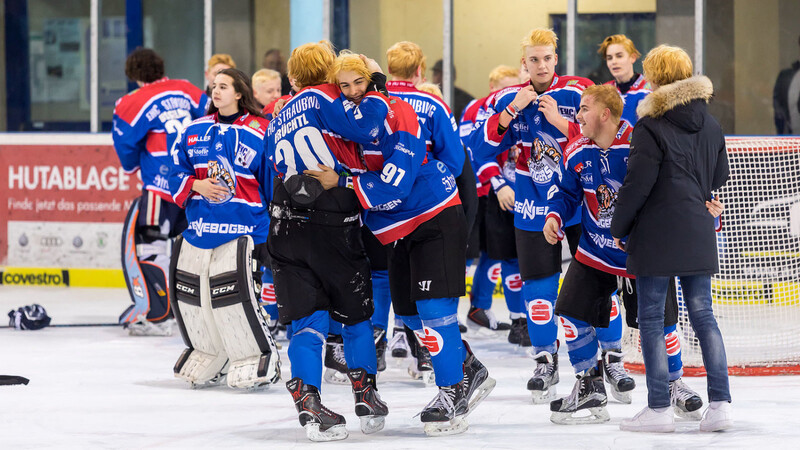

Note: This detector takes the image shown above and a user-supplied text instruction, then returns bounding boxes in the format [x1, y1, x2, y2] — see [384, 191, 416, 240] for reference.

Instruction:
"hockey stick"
[0, 322, 120, 329]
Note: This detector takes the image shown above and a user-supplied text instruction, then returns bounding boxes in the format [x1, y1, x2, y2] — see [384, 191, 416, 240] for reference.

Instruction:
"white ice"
[2, 286, 799, 449]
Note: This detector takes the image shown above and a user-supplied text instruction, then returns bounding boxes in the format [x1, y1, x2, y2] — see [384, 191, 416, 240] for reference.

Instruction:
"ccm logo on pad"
[211, 284, 236, 296]
[176, 283, 195, 295]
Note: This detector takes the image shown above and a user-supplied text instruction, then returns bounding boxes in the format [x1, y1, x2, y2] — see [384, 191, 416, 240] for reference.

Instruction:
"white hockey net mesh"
[621, 137, 800, 374]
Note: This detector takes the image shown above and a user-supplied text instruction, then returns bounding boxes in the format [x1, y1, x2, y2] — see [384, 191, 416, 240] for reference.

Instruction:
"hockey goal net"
[622, 136, 800, 375]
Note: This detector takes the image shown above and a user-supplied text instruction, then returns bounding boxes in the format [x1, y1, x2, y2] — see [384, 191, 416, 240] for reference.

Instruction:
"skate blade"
[530, 386, 557, 404]
[360, 415, 386, 434]
[304, 423, 348, 442]
[465, 321, 499, 338]
[188, 376, 225, 389]
[423, 416, 468, 436]
[609, 387, 632, 404]
[323, 368, 350, 385]
[550, 407, 610, 425]
[674, 407, 702, 421]
[465, 376, 496, 418]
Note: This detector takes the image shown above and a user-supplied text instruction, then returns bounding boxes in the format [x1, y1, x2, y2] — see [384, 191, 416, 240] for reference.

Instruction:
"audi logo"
[40, 237, 63, 247]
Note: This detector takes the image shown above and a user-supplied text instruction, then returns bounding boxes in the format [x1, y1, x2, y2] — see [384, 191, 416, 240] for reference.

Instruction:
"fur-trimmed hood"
[636, 76, 714, 130]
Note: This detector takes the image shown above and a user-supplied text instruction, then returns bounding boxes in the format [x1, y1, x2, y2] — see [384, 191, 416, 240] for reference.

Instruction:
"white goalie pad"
[208, 236, 281, 389]
[170, 237, 229, 387]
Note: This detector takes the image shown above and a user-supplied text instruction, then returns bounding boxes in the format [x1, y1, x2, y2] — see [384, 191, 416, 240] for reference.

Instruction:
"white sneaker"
[620, 406, 675, 433]
[699, 401, 732, 432]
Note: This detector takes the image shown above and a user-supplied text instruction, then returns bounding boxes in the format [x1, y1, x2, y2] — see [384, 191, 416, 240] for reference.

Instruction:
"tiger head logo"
[206, 157, 236, 204]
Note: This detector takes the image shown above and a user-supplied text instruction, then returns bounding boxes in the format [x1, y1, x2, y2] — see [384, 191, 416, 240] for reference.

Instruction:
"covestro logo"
[0, 269, 70, 286]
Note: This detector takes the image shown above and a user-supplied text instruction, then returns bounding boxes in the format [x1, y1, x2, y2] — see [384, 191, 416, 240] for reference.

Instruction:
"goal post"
[622, 137, 800, 376]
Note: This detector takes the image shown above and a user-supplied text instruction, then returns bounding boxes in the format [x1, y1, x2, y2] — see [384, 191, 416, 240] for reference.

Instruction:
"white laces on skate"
[388, 330, 409, 351]
[604, 351, 629, 380]
[532, 351, 555, 377]
[419, 386, 457, 417]
[332, 343, 346, 366]
[670, 379, 697, 402]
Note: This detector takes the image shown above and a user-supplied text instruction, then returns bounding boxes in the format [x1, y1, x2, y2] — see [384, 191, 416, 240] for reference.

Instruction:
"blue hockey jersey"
[386, 81, 465, 177]
[469, 75, 593, 231]
[605, 74, 651, 126]
[113, 77, 209, 201]
[345, 93, 461, 245]
[170, 112, 272, 249]
[546, 121, 634, 277]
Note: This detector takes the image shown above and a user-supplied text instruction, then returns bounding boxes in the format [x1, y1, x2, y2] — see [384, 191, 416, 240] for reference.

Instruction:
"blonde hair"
[488, 65, 520, 86]
[328, 51, 372, 84]
[520, 28, 558, 56]
[582, 84, 624, 120]
[288, 40, 336, 89]
[207, 53, 236, 70]
[642, 44, 693, 87]
[416, 82, 443, 99]
[597, 34, 640, 59]
[386, 41, 426, 80]
[252, 69, 281, 87]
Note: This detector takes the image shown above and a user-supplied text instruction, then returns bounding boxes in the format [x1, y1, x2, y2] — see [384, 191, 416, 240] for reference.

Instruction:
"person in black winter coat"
[611, 45, 732, 433]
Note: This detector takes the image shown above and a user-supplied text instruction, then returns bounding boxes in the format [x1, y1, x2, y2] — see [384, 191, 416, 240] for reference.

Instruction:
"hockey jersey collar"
[386, 80, 416, 90]
[140, 77, 170, 88]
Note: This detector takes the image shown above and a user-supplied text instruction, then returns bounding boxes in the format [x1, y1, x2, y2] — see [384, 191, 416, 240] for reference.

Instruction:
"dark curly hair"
[207, 68, 264, 117]
[125, 48, 165, 83]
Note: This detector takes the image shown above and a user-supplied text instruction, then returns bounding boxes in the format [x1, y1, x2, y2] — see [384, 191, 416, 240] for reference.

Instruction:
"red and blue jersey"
[469, 75, 593, 231]
[112, 77, 209, 201]
[546, 122, 634, 277]
[605, 74, 651, 126]
[170, 112, 272, 249]
[344, 93, 461, 245]
[386, 81, 465, 177]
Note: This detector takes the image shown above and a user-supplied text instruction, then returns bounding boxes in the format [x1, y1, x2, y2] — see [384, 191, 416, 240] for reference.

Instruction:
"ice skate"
[507, 318, 526, 344]
[188, 362, 228, 389]
[671, 378, 703, 420]
[323, 334, 349, 385]
[527, 350, 559, 403]
[406, 327, 435, 384]
[347, 368, 389, 434]
[699, 401, 732, 432]
[466, 306, 511, 335]
[620, 406, 675, 433]
[462, 340, 496, 414]
[602, 349, 635, 404]
[286, 377, 348, 442]
[549, 366, 609, 425]
[388, 327, 410, 359]
[374, 327, 387, 373]
[125, 314, 175, 336]
[419, 382, 469, 436]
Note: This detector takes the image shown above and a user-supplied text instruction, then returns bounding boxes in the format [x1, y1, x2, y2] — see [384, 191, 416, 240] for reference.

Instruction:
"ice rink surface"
[2, 286, 800, 449]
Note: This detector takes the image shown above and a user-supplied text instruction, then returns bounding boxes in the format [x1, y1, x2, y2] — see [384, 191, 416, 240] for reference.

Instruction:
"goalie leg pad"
[209, 236, 281, 389]
[170, 236, 230, 386]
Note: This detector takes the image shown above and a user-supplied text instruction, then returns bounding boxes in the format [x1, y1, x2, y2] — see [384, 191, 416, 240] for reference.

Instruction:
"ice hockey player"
[461, 65, 526, 338]
[168, 68, 281, 392]
[264, 41, 388, 442]
[599, 34, 651, 126]
[469, 28, 592, 403]
[112, 48, 208, 336]
[309, 51, 495, 437]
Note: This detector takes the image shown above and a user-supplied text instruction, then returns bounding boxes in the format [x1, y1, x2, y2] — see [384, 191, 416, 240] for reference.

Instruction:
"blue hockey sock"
[471, 252, 499, 310]
[328, 316, 342, 336]
[417, 298, 465, 386]
[597, 293, 623, 350]
[560, 315, 600, 374]
[501, 259, 523, 315]
[288, 310, 330, 390]
[342, 319, 377, 374]
[664, 324, 684, 380]
[397, 314, 423, 332]
[371, 269, 391, 338]
[259, 268, 279, 321]
[523, 273, 560, 354]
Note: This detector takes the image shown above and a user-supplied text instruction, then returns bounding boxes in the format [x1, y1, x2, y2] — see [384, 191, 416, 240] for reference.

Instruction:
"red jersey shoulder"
[555, 75, 594, 91]
[297, 83, 341, 102]
[262, 94, 291, 117]
[162, 78, 205, 102]
[564, 134, 592, 162]
[462, 97, 485, 123]
[387, 96, 420, 135]
[492, 82, 526, 106]
[613, 120, 634, 145]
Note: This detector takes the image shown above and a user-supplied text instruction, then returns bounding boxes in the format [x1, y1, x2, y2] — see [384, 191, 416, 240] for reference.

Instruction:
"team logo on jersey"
[528, 299, 553, 325]
[610, 295, 619, 321]
[504, 273, 522, 292]
[235, 142, 257, 168]
[528, 132, 562, 185]
[487, 263, 502, 284]
[594, 184, 618, 228]
[574, 162, 584, 173]
[419, 327, 444, 356]
[665, 331, 681, 356]
[558, 106, 576, 118]
[248, 119, 261, 130]
[560, 317, 578, 341]
[206, 156, 236, 204]
[566, 79, 579, 86]
[502, 146, 518, 182]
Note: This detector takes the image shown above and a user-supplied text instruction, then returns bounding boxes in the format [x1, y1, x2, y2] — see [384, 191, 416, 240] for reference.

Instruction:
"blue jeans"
[637, 275, 731, 408]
